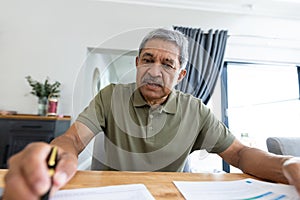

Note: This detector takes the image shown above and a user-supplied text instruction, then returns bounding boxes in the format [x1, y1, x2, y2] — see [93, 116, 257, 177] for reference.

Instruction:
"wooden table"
[0, 169, 255, 199]
[0, 114, 71, 120]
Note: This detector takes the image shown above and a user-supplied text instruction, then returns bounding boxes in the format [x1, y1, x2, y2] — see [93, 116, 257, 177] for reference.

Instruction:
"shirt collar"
[132, 86, 177, 114]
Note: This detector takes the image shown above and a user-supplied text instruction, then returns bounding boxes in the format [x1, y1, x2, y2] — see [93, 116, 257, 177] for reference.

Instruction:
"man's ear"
[135, 56, 139, 68]
[177, 69, 187, 83]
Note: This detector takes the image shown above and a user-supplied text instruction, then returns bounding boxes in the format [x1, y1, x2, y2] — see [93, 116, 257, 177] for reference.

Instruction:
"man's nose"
[147, 63, 162, 77]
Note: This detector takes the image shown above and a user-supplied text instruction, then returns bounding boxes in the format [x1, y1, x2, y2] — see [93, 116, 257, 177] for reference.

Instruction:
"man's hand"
[282, 157, 300, 195]
[3, 142, 77, 200]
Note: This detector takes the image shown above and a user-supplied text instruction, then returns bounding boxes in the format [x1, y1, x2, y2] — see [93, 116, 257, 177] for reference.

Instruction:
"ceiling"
[93, 0, 300, 20]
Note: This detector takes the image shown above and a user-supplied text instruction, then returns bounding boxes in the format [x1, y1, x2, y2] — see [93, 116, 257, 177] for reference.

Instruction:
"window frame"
[220, 61, 300, 172]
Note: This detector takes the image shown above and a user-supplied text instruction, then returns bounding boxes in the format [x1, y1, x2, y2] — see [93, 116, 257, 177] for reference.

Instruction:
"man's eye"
[143, 58, 152, 63]
[162, 64, 174, 70]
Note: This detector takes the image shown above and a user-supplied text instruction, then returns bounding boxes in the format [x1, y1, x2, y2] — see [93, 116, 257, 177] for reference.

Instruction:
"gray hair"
[138, 28, 189, 70]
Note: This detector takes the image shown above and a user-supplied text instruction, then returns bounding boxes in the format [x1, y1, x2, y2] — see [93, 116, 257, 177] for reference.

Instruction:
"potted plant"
[25, 76, 61, 116]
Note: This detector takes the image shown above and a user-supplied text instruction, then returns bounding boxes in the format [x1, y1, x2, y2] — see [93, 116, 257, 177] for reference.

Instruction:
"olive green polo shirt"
[77, 83, 235, 172]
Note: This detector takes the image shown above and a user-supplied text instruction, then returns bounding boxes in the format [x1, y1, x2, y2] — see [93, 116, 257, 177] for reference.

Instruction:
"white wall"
[1, 0, 300, 120]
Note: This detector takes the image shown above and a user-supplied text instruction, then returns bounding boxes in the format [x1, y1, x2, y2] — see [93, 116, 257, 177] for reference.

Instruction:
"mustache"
[141, 75, 164, 87]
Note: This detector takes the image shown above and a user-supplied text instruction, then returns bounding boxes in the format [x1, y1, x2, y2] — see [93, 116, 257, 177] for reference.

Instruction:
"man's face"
[136, 39, 186, 105]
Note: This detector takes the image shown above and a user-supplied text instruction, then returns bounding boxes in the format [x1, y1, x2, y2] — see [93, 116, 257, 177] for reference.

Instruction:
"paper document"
[50, 184, 155, 200]
[174, 178, 300, 200]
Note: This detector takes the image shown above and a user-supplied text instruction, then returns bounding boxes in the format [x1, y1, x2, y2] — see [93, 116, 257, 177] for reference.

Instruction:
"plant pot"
[38, 97, 48, 116]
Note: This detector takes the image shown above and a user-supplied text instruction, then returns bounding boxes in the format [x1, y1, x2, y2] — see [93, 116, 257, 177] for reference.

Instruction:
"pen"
[40, 146, 58, 200]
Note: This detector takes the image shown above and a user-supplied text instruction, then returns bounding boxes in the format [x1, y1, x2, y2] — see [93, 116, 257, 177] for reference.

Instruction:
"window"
[222, 62, 300, 151]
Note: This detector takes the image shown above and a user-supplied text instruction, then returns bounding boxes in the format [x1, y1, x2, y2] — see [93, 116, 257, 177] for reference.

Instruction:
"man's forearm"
[50, 122, 93, 156]
[50, 133, 82, 157]
[238, 147, 292, 183]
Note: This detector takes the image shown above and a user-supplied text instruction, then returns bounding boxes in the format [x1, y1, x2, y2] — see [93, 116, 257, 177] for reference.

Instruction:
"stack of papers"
[174, 178, 299, 200]
[51, 184, 155, 200]
[0, 184, 155, 200]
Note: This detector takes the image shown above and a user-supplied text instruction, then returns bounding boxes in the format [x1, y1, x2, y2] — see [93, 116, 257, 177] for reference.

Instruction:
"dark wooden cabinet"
[0, 114, 71, 168]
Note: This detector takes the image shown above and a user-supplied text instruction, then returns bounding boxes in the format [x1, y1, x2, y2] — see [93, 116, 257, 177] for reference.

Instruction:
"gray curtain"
[173, 26, 228, 104]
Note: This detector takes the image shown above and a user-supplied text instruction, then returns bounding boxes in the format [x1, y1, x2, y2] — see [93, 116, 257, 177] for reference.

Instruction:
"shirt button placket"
[147, 113, 154, 139]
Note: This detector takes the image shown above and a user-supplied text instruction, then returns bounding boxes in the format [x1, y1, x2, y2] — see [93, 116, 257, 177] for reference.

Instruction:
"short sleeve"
[76, 84, 115, 135]
[192, 102, 236, 153]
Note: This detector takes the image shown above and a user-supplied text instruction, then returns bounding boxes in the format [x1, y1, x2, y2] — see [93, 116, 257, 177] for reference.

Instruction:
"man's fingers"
[3, 142, 78, 199]
[4, 142, 52, 199]
[20, 144, 53, 195]
[4, 170, 38, 200]
[282, 157, 300, 195]
[51, 150, 78, 191]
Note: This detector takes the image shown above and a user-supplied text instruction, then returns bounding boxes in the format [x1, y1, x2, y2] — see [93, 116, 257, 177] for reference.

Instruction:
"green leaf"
[25, 76, 61, 98]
